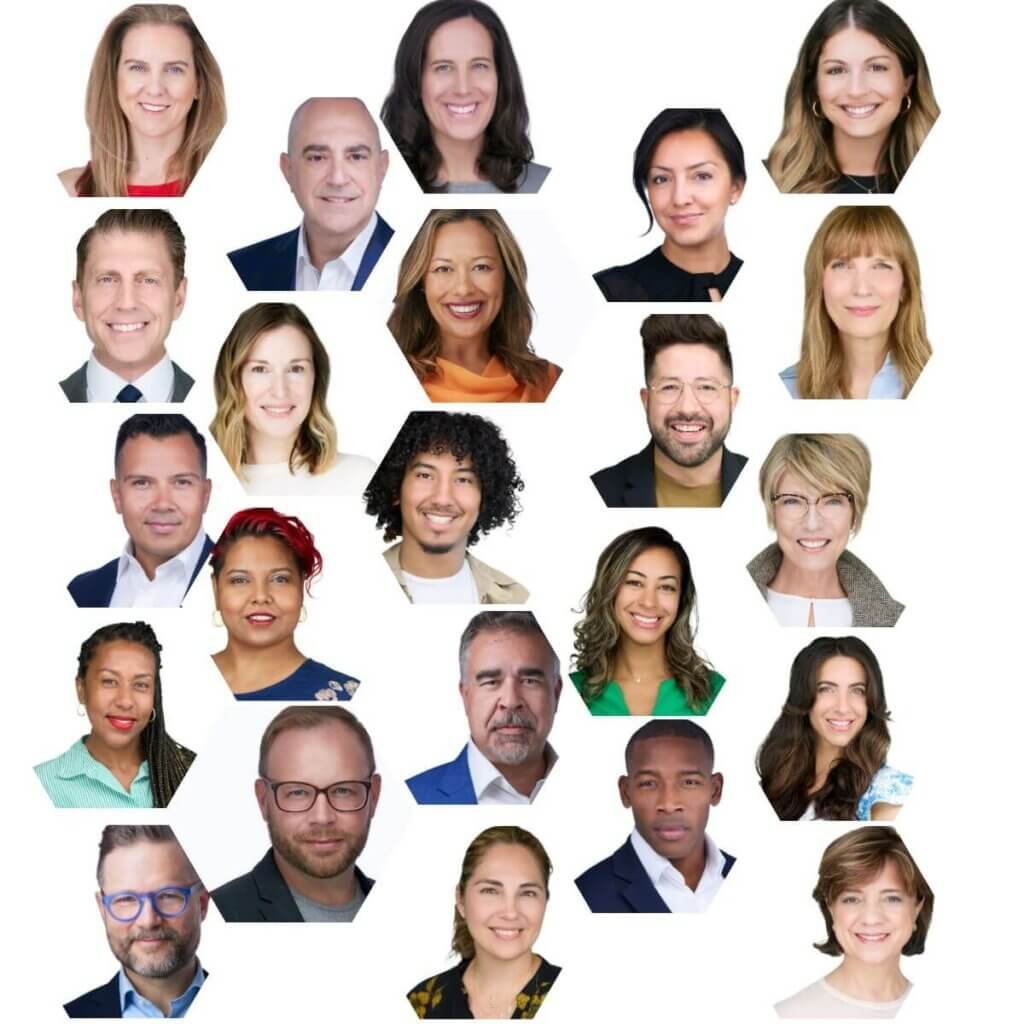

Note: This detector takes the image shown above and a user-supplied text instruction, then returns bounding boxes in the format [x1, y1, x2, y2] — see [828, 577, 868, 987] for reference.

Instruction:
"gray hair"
[458, 611, 560, 682]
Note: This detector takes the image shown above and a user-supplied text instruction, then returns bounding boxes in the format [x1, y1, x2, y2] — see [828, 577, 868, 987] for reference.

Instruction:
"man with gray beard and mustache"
[406, 612, 562, 804]
[591, 314, 747, 508]
[65, 825, 209, 1018]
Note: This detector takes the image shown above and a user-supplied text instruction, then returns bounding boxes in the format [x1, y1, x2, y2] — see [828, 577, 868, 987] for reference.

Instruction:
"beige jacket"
[383, 543, 529, 605]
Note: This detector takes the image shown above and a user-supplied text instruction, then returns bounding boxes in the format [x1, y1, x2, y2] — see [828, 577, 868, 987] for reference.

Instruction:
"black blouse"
[407, 956, 561, 1020]
[834, 173, 895, 194]
[593, 247, 742, 301]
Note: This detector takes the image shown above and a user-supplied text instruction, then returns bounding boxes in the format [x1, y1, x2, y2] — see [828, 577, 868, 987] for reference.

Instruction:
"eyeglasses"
[648, 379, 732, 406]
[262, 778, 373, 813]
[771, 492, 854, 521]
[100, 883, 202, 923]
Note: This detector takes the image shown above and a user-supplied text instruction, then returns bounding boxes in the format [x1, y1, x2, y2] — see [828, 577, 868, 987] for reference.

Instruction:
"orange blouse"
[422, 356, 561, 403]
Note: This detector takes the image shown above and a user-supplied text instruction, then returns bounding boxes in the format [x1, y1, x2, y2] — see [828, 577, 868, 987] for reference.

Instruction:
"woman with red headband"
[209, 508, 360, 700]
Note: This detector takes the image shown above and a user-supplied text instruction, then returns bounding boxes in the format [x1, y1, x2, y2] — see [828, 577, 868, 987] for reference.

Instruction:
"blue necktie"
[117, 384, 143, 403]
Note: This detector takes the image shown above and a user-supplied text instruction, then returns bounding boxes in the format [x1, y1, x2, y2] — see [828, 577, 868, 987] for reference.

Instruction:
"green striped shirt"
[34, 738, 153, 808]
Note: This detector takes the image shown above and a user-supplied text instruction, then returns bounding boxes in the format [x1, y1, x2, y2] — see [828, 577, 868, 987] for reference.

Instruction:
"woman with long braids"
[34, 622, 194, 808]
[757, 636, 912, 820]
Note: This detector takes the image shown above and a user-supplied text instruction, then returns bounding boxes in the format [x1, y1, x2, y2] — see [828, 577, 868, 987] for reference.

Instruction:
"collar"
[465, 739, 557, 801]
[118, 960, 205, 1015]
[87, 352, 174, 402]
[297, 212, 378, 280]
[117, 526, 208, 585]
[629, 828, 724, 891]
[54, 737, 150, 783]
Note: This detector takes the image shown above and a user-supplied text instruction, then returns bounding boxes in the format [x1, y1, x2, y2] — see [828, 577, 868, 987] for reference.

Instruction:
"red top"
[73, 163, 184, 197]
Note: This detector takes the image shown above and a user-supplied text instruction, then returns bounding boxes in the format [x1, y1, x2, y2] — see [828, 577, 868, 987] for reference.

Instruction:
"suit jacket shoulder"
[68, 558, 120, 608]
[405, 745, 477, 804]
[60, 363, 89, 403]
[227, 228, 300, 291]
[64, 973, 121, 1018]
[171, 362, 195, 402]
[574, 839, 670, 913]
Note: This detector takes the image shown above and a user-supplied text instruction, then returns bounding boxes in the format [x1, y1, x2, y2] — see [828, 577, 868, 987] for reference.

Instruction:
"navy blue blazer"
[64, 968, 209, 1018]
[405, 744, 477, 805]
[67, 535, 214, 609]
[575, 837, 736, 913]
[227, 215, 394, 291]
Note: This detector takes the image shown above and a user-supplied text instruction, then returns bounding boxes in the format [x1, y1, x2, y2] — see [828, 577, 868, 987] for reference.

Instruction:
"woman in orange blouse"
[389, 210, 561, 403]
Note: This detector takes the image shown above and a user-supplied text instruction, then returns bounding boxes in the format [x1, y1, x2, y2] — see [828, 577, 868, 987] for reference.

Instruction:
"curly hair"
[380, 0, 534, 192]
[76, 622, 194, 808]
[757, 636, 891, 820]
[210, 508, 323, 593]
[572, 526, 716, 711]
[363, 412, 523, 546]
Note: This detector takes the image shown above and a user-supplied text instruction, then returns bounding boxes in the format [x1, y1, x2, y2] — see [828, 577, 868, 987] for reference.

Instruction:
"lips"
[826, 718, 856, 732]
[421, 508, 460, 530]
[845, 306, 880, 317]
[446, 102, 479, 117]
[107, 321, 148, 333]
[319, 194, 357, 204]
[653, 822, 689, 841]
[260, 404, 297, 418]
[854, 931, 891, 943]
[106, 716, 137, 731]
[670, 213, 703, 225]
[246, 613, 276, 626]
[145, 521, 181, 535]
[490, 927, 523, 940]
[840, 103, 880, 118]
[796, 538, 830, 551]
[445, 302, 483, 319]
[139, 103, 170, 114]
[629, 612, 662, 630]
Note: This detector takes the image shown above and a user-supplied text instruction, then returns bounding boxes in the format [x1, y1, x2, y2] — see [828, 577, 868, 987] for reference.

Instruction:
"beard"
[649, 411, 729, 469]
[108, 922, 198, 979]
[484, 709, 539, 766]
[268, 819, 368, 881]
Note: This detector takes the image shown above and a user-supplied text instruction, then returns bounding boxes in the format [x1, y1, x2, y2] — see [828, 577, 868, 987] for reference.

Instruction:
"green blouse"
[570, 669, 725, 716]
[34, 737, 153, 808]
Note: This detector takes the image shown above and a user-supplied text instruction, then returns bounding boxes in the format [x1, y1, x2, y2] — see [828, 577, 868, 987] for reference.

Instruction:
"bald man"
[228, 97, 394, 291]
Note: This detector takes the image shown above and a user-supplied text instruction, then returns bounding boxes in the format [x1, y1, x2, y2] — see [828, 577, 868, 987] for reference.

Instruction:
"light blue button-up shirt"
[780, 353, 905, 399]
[34, 737, 152, 808]
[119, 961, 205, 1018]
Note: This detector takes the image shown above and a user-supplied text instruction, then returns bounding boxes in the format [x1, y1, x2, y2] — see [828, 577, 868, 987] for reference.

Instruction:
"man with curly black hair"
[363, 411, 528, 603]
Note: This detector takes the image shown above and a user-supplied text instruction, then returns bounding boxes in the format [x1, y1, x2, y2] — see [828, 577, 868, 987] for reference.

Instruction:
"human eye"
[636, 778, 656, 790]
[473, 261, 493, 273]
[851, 684, 867, 697]
[695, 383, 719, 398]
[288, 363, 307, 374]
[649, 172, 670, 187]
[130, 478, 151, 489]
[434, 61, 454, 73]
[658, 581, 678, 593]
[329, 782, 357, 799]
[99, 675, 118, 688]
[829, 259, 849, 270]
[816, 682, 835, 694]
[873, 260, 895, 271]
[658, 382, 682, 399]
[884, 893, 905, 903]
[283, 783, 313, 800]
[133, 679, 152, 691]
[127, 62, 146, 73]
[824, 64, 846, 76]
[869, 61, 891, 73]
[693, 170, 714, 182]
[96, 274, 115, 285]
[840, 894, 861, 904]
[110, 892, 140, 911]
[778, 495, 803, 507]
[823, 494, 847, 508]
[270, 572, 293, 585]
[227, 572, 250, 585]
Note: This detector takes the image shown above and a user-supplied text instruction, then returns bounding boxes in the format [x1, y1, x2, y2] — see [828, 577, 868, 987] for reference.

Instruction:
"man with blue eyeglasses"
[64, 825, 209, 1018]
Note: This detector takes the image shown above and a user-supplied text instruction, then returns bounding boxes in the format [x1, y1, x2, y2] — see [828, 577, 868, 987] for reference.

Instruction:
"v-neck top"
[570, 670, 725, 715]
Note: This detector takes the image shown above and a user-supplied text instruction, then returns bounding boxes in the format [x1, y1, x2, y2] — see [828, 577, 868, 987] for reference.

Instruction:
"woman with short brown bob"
[775, 826, 933, 1018]
[389, 210, 560, 403]
[747, 434, 904, 627]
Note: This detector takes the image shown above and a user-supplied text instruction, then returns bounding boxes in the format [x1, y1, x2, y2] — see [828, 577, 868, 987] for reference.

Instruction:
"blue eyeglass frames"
[100, 882, 203, 923]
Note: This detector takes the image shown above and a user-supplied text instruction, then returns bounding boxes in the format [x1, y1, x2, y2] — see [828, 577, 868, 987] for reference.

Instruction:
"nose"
[113, 683, 135, 710]
[250, 577, 272, 604]
[455, 65, 471, 95]
[671, 176, 694, 207]
[308, 790, 336, 823]
[835, 687, 851, 713]
[325, 156, 351, 187]
[114, 277, 139, 311]
[804, 500, 823, 528]
[657, 785, 685, 813]
[452, 264, 474, 296]
[676, 381, 703, 414]
[268, 370, 288, 398]
[847, 67, 869, 96]
[135, 896, 161, 928]
[433, 472, 456, 506]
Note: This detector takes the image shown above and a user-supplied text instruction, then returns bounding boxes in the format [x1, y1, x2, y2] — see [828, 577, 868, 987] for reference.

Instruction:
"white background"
[3, 0, 1019, 1021]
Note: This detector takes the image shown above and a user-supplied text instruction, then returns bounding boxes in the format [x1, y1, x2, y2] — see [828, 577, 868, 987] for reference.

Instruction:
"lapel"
[621, 443, 658, 507]
[438, 745, 478, 803]
[251, 850, 303, 922]
[352, 214, 394, 291]
[187, 536, 215, 593]
[60, 363, 89, 403]
[611, 839, 671, 913]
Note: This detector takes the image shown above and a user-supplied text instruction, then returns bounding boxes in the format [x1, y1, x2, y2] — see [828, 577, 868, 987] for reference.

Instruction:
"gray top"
[435, 161, 551, 194]
[290, 883, 366, 922]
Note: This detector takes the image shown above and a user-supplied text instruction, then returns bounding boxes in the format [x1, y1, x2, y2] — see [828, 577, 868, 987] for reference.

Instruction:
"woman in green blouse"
[571, 527, 724, 715]
[34, 622, 195, 808]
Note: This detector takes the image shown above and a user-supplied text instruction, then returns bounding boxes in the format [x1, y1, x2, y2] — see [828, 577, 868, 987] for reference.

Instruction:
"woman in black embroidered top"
[593, 108, 746, 303]
[407, 826, 561, 1019]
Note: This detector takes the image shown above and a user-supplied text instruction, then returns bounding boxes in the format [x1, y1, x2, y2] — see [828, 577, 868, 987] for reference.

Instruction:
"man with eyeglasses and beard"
[65, 825, 209, 1018]
[406, 612, 562, 805]
[211, 706, 380, 922]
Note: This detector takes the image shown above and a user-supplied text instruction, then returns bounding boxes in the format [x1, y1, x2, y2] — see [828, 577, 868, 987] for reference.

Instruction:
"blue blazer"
[227, 215, 394, 291]
[64, 969, 209, 1018]
[575, 837, 736, 913]
[67, 536, 214, 609]
[405, 744, 477, 805]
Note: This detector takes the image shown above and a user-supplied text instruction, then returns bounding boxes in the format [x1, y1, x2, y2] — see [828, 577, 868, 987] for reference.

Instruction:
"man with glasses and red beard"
[211, 706, 379, 923]
[406, 612, 561, 805]
[591, 314, 747, 508]
[65, 825, 209, 1018]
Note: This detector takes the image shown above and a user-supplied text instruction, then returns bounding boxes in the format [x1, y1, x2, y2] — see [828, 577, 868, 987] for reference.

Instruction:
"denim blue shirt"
[780, 353, 905, 399]
[119, 961, 205, 1018]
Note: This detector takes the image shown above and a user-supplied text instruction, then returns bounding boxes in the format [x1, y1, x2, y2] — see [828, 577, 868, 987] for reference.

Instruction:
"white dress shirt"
[765, 588, 854, 627]
[109, 526, 208, 608]
[294, 212, 378, 291]
[629, 828, 728, 912]
[466, 739, 557, 805]
[86, 352, 175, 402]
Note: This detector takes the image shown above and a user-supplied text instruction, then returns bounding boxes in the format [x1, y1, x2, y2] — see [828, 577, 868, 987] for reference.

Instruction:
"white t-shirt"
[401, 561, 479, 604]
[240, 454, 376, 497]
[775, 977, 911, 1019]
[765, 588, 854, 627]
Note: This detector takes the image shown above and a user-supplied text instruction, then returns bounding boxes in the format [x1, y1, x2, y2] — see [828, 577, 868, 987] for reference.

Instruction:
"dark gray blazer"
[59, 361, 195, 403]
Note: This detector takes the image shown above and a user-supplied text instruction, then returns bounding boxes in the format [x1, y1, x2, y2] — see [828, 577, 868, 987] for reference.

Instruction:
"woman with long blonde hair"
[765, 0, 939, 194]
[59, 4, 226, 196]
[781, 206, 930, 399]
[389, 210, 560, 403]
[211, 303, 374, 496]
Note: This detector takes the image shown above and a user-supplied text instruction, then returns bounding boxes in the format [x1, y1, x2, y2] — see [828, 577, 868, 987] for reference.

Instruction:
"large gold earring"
[212, 610, 224, 627]
[812, 99, 823, 118]
[903, 94, 913, 113]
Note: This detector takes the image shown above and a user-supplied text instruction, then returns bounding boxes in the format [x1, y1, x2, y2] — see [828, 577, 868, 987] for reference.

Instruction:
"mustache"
[129, 927, 176, 943]
[489, 710, 536, 732]
[297, 828, 349, 842]
[665, 413, 711, 426]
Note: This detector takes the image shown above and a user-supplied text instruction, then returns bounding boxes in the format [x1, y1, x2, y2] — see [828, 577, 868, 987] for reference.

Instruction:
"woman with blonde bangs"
[747, 434, 904, 627]
[781, 206, 930, 399]
[59, 4, 226, 197]
[211, 303, 375, 496]
[765, 0, 939, 194]
[571, 527, 724, 716]
[389, 210, 561, 403]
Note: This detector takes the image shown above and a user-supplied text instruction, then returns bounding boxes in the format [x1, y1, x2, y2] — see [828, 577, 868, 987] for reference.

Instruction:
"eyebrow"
[409, 459, 476, 474]
[122, 57, 191, 68]
[226, 565, 295, 574]
[651, 160, 720, 172]
[430, 55, 492, 65]
[96, 666, 154, 678]
[430, 254, 496, 263]
[632, 767, 707, 779]
[624, 569, 680, 582]
[122, 471, 201, 481]
[245, 357, 313, 364]
[475, 666, 549, 681]
[820, 54, 892, 64]
[474, 878, 542, 889]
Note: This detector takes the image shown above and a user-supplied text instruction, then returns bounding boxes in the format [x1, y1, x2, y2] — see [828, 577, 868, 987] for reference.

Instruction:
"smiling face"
[110, 433, 211, 578]
[809, 655, 868, 753]
[214, 536, 304, 652]
[77, 641, 156, 756]
[642, 343, 737, 469]
[97, 839, 207, 980]
[116, 23, 198, 149]
[460, 629, 561, 770]
[619, 736, 722, 870]
[772, 470, 853, 576]
[823, 254, 904, 345]
[816, 28, 912, 153]
[647, 129, 743, 254]
[424, 220, 505, 351]
[280, 98, 389, 247]
[613, 546, 683, 649]
[257, 720, 379, 882]
[398, 449, 482, 557]
[456, 843, 547, 962]
[421, 17, 498, 153]
[73, 229, 187, 380]
[829, 859, 922, 968]
[241, 325, 315, 457]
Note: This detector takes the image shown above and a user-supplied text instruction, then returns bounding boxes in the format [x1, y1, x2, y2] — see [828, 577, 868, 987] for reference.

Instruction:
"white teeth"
[843, 104, 878, 116]
[492, 928, 520, 938]
[856, 933, 889, 942]
[425, 513, 455, 524]
[140, 103, 169, 112]
[798, 540, 828, 549]
[449, 303, 481, 314]
[110, 322, 146, 332]
[672, 424, 704, 433]
[447, 103, 477, 115]
[632, 614, 658, 625]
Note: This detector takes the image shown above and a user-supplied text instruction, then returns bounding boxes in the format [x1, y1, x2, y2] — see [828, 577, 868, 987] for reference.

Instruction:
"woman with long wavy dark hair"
[571, 526, 724, 716]
[757, 636, 911, 820]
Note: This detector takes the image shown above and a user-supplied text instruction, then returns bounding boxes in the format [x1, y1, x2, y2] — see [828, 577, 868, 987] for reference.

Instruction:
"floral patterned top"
[407, 956, 561, 1019]
[856, 764, 914, 820]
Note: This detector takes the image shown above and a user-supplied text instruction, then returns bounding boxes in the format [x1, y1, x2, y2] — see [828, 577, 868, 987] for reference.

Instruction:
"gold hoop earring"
[149, 709, 156, 724]
[903, 94, 913, 113]
[299, 606, 308, 623]
[812, 99, 823, 118]
[212, 610, 224, 628]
